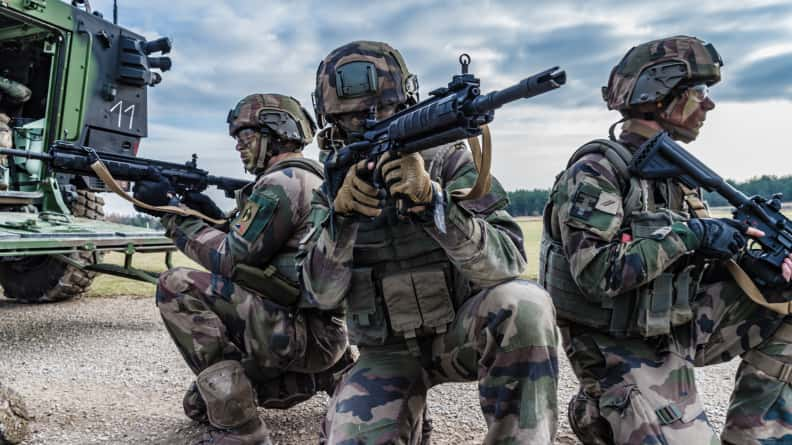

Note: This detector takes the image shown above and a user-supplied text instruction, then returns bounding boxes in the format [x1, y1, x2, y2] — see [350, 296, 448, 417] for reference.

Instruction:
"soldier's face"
[234, 128, 261, 172]
[0, 125, 10, 148]
[660, 85, 715, 142]
[332, 104, 399, 136]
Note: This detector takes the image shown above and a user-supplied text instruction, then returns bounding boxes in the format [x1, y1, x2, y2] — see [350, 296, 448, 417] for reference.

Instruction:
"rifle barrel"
[466, 67, 566, 114]
[0, 147, 53, 161]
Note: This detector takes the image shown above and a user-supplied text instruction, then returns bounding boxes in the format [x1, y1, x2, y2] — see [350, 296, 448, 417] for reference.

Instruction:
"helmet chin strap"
[249, 134, 270, 174]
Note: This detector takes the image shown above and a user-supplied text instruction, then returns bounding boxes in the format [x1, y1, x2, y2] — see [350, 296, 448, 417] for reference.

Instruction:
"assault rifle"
[629, 131, 792, 272]
[0, 141, 249, 198]
[323, 54, 566, 204]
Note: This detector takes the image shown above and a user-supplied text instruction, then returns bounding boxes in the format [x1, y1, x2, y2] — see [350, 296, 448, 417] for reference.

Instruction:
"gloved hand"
[378, 152, 433, 207]
[133, 173, 175, 217]
[687, 218, 749, 260]
[333, 160, 382, 218]
[182, 191, 225, 221]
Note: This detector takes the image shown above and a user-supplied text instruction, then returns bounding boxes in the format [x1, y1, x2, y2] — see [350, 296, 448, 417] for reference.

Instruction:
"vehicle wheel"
[0, 190, 103, 303]
[0, 382, 30, 445]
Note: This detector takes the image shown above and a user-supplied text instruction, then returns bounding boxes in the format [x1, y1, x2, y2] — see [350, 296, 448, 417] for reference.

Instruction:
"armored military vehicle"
[0, 0, 176, 303]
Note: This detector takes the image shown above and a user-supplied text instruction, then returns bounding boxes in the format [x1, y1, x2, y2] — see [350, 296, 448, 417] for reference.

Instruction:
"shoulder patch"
[232, 192, 279, 241]
[570, 182, 600, 221]
[595, 191, 620, 215]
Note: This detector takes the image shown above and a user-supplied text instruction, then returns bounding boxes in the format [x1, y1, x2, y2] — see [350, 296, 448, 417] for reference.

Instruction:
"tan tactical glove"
[378, 152, 433, 208]
[334, 160, 382, 218]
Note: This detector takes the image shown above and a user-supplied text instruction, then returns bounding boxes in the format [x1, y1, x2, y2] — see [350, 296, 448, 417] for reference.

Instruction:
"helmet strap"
[622, 119, 662, 140]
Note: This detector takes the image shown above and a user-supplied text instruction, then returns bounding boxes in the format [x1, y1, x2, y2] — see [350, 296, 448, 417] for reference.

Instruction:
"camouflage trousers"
[322, 279, 560, 445]
[156, 267, 349, 407]
[562, 279, 792, 445]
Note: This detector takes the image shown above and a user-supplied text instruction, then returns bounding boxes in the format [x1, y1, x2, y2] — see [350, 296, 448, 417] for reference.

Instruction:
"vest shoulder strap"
[567, 138, 634, 181]
[268, 157, 325, 179]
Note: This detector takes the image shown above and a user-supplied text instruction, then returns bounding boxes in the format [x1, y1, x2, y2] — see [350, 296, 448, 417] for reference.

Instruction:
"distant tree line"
[507, 189, 550, 216]
[504, 175, 792, 216]
[102, 175, 792, 221]
[704, 175, 792, 208]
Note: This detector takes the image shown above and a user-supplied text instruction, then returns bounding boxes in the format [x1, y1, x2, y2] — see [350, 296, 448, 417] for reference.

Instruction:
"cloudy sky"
[85, 0, 792, 213]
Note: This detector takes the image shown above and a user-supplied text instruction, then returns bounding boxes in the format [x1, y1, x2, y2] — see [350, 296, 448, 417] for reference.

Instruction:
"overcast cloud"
[85, 0, 792, 212]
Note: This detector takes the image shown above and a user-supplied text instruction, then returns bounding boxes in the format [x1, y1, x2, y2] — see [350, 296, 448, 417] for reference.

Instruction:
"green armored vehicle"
[0, 0, 177, 303]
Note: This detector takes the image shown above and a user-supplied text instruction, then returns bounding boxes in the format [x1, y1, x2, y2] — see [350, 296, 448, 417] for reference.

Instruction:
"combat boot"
[196, 360, 273, 445]
[183, 381, 208, 423]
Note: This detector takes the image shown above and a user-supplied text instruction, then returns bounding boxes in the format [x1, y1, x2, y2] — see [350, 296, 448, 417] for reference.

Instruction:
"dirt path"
[0, 295, 738, 444]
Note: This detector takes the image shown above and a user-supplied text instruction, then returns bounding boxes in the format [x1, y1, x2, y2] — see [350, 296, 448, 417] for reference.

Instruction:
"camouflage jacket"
[161, 155, 322, 277]
[549, 131, 701, 301]
[299, 143, 527, 310]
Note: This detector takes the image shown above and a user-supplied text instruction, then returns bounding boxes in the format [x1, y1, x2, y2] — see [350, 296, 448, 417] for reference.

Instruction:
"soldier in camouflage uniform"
[540, 35, 792, 444]
[299, 41, 559, 445]
[0, 77, 30, 190]
[134, 94, 353, 445]
[0, 76, 31, 115]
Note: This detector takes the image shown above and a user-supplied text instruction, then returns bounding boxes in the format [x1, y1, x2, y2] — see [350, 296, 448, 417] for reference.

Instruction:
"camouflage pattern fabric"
[161, 154, 319, 277]
[157, 267, 347, 376]
[551, 129, 792, 444]
[314, 40, 413, 116]
[604, 36, 721, 112]
[301, 144, 558, 443]
[322, 280, 559, 445]
[157, 155, 348, 410]
[725, 318, 792, 445]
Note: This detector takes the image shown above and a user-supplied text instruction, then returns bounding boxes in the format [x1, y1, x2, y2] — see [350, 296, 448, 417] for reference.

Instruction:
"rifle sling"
[89, 159, 228, 226]
[456, 124, 492, 201]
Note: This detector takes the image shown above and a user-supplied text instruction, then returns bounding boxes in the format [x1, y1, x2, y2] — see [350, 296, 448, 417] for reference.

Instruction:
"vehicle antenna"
[113, 0, 118, 25]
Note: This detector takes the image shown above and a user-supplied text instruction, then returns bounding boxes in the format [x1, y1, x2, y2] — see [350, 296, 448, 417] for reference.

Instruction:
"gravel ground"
[0, 295, 739, 444]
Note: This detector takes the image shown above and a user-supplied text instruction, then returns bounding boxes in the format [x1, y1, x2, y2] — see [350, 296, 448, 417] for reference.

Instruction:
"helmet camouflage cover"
[227, 93, 316, 146]
[603, 35, 723, 112]
[313, 40, 419, 121]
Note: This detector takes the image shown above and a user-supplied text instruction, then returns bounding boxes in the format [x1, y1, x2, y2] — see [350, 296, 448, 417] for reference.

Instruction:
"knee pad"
[568, 391, 614, 445]
[197, 360, 258, 429]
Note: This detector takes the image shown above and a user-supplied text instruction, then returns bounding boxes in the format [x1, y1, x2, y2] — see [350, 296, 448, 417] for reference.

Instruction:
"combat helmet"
[227, 93, 316, 147]
[603, 35, 723, 114]
[313, 41, 419, 127]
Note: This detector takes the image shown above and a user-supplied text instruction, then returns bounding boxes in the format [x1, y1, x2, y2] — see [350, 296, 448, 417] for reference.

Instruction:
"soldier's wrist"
[673, 222, 701, 251]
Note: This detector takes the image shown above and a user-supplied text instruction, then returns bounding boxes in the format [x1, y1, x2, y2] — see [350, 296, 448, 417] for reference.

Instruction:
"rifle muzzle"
[465, 67, 566, 114]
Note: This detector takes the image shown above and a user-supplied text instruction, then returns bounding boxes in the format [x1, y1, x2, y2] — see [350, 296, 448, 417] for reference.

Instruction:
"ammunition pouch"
[346, 263, 458, 348]
[231, 262, 300, 307]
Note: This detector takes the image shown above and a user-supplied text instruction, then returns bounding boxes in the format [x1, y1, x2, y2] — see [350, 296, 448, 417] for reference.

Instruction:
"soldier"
[0, 76, 30, 190]
[133, 94, 353, 445]
[540, 35, 792, 444]
[300, 41, 559, 444]
[0, 76, 31, 115]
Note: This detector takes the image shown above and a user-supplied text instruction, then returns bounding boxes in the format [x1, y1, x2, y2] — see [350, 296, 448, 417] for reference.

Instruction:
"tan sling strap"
[455, 124, 492, 201]
[679, 184, 792, 315]
[88, 158, 228, 226]
[743, 349, 792, 384]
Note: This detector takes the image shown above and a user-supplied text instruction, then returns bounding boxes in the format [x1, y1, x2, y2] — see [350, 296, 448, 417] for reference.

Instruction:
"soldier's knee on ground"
[303, 309, 350, 373]
[155, 267, 199, 305]
[482, 279, 558, 348]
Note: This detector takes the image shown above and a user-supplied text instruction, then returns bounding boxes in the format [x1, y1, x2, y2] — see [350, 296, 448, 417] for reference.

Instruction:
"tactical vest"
[346, 145, 471, 349]
[539, 139, 706, 338]
[231, 157, 324, 307]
